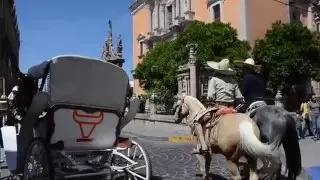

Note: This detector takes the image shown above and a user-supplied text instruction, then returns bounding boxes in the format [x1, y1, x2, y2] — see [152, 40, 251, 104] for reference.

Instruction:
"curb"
[121, 131, 192, 143]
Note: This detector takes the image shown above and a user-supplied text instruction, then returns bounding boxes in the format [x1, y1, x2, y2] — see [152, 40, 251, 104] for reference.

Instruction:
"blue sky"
[15, 0, 134, 79]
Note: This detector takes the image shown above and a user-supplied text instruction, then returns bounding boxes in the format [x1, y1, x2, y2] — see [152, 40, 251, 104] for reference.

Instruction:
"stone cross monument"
[102, 20, 125, 67]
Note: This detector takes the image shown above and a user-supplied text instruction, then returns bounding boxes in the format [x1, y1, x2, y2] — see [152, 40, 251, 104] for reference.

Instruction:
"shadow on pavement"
[151, 176, 164, 180]
[196, 173, 228, 180]
[208, 174, 228, 180]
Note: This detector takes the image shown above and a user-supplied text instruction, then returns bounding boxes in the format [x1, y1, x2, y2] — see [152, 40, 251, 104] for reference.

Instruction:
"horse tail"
[239, 121, 277, 158]
[282, 113, 302, 179]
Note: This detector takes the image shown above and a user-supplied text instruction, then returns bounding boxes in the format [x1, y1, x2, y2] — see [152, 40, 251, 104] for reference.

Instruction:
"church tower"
[102, 20, 125, 67]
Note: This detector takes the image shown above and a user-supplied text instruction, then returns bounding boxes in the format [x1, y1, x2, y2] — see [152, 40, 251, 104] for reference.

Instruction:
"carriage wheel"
[112, 140, 152, 180]
[23, 138, 54, 180]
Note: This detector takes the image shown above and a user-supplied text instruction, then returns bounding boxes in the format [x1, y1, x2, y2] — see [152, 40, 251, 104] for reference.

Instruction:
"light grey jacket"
[207, 75, 243, 103]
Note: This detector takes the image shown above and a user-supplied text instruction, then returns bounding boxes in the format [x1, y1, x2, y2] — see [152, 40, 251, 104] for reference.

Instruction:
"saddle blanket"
[215, 107, 237, 116]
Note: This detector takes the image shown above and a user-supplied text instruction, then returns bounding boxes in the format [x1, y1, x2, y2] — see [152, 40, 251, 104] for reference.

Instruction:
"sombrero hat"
[207, 59, 236, 75]
[234, 58, 261, 69]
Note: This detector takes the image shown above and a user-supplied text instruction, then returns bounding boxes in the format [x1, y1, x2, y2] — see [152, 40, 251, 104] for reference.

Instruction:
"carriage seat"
[34, 55, 130, 151]
[27, 60, 50, 80]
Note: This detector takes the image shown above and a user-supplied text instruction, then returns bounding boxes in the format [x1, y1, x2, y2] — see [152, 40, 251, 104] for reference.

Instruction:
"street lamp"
[150, 65, 157, 73]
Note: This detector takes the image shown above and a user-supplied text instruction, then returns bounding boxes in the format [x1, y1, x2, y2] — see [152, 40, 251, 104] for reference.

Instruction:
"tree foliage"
[253, 21, 320, 93]
[134, 21, 250, 103]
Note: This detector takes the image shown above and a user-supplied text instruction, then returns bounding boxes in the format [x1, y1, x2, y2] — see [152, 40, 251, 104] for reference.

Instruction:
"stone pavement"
[0, 137, 314, 179]
[298, 136, 320, 168]
[137, 139, 232, 180]
[122, 118, 192, 143]
[134, 137, 311, 180]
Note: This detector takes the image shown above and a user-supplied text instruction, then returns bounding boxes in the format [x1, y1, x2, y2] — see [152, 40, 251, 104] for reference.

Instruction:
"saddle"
[204, 107, 237, 129]
[246, 101, 267, 117]
[192, 107, 237, 153]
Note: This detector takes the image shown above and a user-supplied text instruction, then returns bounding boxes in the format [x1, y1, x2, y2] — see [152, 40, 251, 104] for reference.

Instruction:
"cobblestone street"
[0, 136, 315, 179]
[138, 139, 232, 180]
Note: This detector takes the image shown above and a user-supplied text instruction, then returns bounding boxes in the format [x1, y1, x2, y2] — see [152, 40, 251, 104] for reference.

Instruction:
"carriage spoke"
[133, 146, 138, 160]
[133, 165, 146, 170]
[111, 140, 151, 179]
[127, 169, 147, 180]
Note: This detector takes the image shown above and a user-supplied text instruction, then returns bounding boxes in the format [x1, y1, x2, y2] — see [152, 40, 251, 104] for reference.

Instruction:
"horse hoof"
[202, 174, 211, 180]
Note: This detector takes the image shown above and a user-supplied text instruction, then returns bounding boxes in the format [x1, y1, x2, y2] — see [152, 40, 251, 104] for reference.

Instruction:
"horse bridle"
[174, 96, 189, 119]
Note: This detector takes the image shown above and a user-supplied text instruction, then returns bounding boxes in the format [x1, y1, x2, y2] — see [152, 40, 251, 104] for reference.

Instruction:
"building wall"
[0, 0, 20, 96]
[132, 3, 150, 95]
[222, 0, 243, 39]
[246, 0, 290, 46]
[194, 0, 210, 23]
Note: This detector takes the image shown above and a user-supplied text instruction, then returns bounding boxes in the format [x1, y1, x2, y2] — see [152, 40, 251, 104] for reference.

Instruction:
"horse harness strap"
[215, 101, 234, 108]
[204, 114, 221, 147]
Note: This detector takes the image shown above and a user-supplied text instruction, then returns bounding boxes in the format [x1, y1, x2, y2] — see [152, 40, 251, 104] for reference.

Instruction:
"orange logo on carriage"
[72, 110, 104, 142]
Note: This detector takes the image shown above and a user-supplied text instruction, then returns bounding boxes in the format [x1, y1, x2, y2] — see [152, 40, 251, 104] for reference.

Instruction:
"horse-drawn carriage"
[0, 55, 152, 179]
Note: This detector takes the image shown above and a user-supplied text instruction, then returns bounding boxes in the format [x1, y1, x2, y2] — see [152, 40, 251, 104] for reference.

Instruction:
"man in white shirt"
[207, 59, 242, 108]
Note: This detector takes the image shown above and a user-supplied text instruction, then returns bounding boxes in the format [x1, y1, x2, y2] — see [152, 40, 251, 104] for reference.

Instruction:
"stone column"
[172, 2, 176, 25]
[185, 0, 190, 12]
[274, 90, 284, 108]
[177, 77, 182, 94]
[150, 93, 157, 116]
[153, 2, 160, 31]
[145, 98, 150, 112]
[175, 0, 180, 19]
[181, 0, 185, 15]
[149, 4, 154, 31]
[187, 44, 197, 98]
[184, 0, 194, 20]
[186, 76, 190, 95]
[159, 4, 165, 30]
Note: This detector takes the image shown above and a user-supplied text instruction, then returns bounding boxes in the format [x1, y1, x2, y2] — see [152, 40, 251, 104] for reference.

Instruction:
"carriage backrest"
[43, 55, 129, 150]
[47, 55, 129, 111]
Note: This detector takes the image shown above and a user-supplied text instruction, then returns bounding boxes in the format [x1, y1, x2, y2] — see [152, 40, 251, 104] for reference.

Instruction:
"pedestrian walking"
[308, 95, 320, 140]
[300, 98, 314, 137]
[295, 109, 305, 139]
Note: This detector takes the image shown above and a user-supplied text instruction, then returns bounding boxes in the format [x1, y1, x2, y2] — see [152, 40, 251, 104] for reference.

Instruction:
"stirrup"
[191, 148, 209, 154]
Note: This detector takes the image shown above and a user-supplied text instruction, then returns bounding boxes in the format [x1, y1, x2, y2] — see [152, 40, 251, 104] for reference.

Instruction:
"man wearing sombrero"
[234, 58, 265, 113]
[184, 58, 242, 153]
[207, 58, 243, 108]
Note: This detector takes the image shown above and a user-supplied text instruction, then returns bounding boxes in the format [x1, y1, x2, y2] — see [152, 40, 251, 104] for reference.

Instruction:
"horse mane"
[184, 96, 206, 110]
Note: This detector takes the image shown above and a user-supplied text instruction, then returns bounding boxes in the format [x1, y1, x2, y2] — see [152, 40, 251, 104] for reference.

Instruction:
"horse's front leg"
[195, 153, 211, 180]
[204, 152, 212, 179]
[193, 137, 207, 179]
[195, 153, 206, 175]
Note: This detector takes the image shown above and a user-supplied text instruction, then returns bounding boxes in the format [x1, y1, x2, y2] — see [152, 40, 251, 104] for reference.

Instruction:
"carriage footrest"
[116, 137, 132, 148]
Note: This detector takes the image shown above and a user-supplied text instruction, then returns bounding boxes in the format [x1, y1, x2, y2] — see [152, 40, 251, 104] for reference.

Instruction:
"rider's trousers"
[194, 123, 208, 151]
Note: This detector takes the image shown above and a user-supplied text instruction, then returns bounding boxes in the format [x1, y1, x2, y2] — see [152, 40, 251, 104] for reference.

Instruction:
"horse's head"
[173, 94, 189, 123]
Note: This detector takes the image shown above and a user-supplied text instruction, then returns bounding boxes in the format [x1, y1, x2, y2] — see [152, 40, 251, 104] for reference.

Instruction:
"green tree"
[253, 21, 320, 94]
[134, 21, 250, 104]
